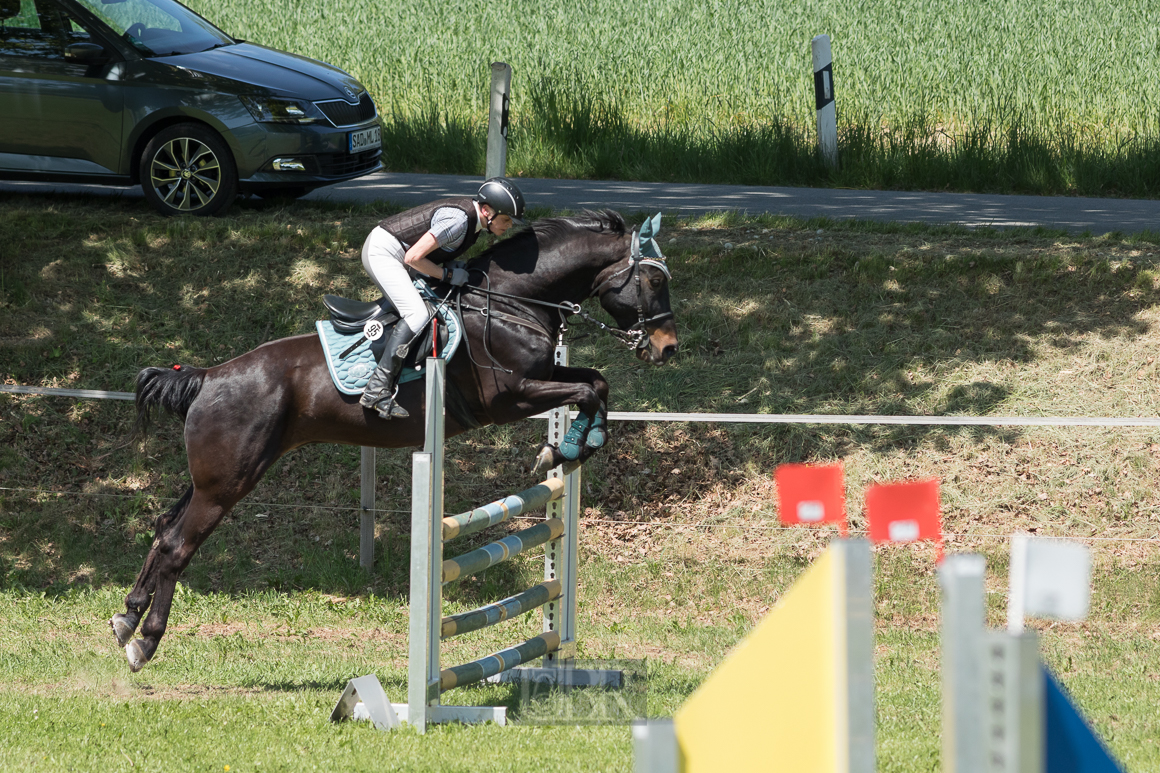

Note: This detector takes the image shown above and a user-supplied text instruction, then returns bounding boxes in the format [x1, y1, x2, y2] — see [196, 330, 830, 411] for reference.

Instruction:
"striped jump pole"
[442, 518, 565, 583]
[440, 632, 561, 692]
[442, 477, 565, 541]
[441, 580, 562, 639]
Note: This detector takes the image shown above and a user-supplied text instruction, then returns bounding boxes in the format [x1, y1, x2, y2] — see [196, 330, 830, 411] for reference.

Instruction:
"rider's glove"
[445, 267, 470, 286]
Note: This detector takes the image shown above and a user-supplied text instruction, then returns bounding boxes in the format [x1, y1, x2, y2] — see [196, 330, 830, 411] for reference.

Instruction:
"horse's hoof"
[531, 445, 555, 478]
[561, 460, 581, 475]
[125, 640, 149, 672]
[110, 614, 136, 647]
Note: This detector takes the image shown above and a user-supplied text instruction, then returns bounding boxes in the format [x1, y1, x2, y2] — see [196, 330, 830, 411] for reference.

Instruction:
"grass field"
[4, 193, 1160, 769]
[180, 0, 1160, 196]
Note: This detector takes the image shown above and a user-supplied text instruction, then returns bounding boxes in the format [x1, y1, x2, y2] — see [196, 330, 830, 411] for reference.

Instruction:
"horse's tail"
[132, 365, 207, 439]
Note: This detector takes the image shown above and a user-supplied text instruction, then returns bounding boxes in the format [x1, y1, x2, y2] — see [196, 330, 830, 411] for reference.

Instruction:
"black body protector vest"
[377, 197, 481, 266]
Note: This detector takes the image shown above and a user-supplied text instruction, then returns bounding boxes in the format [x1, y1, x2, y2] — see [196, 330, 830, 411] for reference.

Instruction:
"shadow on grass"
[4, 197, 1160, 599]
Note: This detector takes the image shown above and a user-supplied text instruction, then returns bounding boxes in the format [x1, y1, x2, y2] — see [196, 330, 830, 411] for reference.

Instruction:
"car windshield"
[74, 0, 233, 57]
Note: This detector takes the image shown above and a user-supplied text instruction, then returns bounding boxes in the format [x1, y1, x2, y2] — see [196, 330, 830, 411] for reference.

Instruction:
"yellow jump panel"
[674, 545, 850, 773]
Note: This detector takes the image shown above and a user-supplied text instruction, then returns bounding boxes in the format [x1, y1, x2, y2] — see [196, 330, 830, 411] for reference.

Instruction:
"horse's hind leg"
[118, 484, 240, 671]
[109, 487, 195, 645]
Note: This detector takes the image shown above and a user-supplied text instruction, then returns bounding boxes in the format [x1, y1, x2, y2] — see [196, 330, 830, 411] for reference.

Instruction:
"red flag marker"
[865, 478, 943, 560]
[775, 462, 847, 535]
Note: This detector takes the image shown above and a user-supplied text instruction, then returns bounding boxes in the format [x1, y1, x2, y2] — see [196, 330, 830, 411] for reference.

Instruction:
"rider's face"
[486, 210, 514, 236]
[490, 214, 514, 235]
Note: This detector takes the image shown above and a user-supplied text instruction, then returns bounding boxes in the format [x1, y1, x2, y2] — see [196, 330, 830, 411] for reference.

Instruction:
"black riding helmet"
[475, 177, 526, 226]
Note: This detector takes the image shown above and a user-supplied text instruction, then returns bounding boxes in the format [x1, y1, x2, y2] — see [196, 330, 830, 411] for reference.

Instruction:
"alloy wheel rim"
[149, 137, 221, 211]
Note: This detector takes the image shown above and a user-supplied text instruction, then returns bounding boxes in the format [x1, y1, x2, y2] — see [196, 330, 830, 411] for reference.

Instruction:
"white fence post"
[485, 62, 512, 179]
[811, 34, 838, 169]
[359, 446, 375, 571]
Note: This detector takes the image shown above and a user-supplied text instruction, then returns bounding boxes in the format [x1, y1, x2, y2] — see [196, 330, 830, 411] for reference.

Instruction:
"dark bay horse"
[111, 209, 678, 671]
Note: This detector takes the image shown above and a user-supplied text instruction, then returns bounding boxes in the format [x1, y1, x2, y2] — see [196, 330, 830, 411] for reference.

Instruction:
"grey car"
[0, 0, 382, 215]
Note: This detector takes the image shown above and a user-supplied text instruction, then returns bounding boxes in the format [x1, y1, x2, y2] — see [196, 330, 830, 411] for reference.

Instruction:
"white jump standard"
[333, 348, 612, 732]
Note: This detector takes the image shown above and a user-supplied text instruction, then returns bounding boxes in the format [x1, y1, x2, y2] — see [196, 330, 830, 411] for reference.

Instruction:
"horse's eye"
[649, 274, 663, 289]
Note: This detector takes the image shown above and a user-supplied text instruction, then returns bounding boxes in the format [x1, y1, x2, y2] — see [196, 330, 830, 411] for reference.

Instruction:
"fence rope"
[7, 384, 1160, 427]
[0, 486, 408, 515]
[7, 384, 1160, 542]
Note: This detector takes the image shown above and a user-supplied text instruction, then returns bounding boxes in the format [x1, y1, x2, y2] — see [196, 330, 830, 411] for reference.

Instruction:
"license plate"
[348, 126, 381, 153]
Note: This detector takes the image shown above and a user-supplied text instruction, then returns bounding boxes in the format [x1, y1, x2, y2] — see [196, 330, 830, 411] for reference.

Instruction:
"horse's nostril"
[662, 344, 678, 361]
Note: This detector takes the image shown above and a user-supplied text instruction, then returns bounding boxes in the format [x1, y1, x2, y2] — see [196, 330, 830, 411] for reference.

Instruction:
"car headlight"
[239, 95, 328, 125]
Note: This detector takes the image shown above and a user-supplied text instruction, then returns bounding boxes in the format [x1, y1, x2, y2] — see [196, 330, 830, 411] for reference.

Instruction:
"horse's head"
[594, 213, 679, 365]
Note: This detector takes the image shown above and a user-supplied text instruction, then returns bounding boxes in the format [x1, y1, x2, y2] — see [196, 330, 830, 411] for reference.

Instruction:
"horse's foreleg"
[495, 367, 610, 475]
[550, 367, 610, 456]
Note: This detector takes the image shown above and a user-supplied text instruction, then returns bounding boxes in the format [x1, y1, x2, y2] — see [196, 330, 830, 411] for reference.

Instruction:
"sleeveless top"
[377, 197, 481, 265]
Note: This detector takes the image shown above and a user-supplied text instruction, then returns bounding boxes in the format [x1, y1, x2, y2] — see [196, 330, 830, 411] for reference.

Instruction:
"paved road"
[5, 172, 1160, 233]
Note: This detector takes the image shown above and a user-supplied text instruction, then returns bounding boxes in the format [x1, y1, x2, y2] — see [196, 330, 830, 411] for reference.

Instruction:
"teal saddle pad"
[316, 299, 463, 396]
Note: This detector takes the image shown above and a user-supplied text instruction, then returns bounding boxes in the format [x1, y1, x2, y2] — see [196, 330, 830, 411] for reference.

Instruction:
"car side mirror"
[64, 41, 110, 64]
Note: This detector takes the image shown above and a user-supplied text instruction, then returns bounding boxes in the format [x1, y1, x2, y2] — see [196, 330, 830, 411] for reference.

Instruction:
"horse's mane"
[474, 209, 627, 270]
[527, 209, 627, 245]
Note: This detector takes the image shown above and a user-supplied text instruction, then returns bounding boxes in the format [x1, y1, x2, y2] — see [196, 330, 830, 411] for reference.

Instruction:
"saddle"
[316, 281, 463, 396]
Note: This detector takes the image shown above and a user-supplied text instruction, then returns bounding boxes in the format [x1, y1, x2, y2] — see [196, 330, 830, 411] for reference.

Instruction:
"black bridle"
[587, 227, 674, 349]
[460, 226, 673, 354]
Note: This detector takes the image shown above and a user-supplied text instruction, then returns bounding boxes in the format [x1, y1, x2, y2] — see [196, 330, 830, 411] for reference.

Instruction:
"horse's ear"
[639, 212, 662, 242]
[639, 213, 664, 258]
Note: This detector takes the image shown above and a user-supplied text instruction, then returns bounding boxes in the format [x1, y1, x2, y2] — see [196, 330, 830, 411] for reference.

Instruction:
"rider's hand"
[446, 267, 470, 286]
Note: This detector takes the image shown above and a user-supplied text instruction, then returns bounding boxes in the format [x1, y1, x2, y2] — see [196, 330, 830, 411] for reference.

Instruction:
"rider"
[359, 176, 527, 420]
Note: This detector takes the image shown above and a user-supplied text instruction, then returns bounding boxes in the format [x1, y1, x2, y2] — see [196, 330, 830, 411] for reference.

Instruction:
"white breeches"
[361, 226, 429, 332]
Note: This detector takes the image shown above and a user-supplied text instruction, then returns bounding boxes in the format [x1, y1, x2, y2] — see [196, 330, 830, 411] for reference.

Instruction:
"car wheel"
[141, 123, 238, 216]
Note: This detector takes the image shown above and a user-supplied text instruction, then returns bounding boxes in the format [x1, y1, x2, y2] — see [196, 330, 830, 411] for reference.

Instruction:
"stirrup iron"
[371, 387, 409, 420]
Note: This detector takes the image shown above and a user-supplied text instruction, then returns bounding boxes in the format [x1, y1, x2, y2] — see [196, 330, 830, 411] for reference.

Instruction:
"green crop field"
[184, 0, 1160, 196]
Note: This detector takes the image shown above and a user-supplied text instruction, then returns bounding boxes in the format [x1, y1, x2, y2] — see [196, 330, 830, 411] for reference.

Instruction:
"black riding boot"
[359, 321, 414, 419]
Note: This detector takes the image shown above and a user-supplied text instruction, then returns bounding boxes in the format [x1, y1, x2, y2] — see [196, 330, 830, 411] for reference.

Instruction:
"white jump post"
[939, 555, 988, 773]
[940, 554, 1044, 773]
[485, 62, 512, 180]
[811, 34, 838, 170]
[334, 346, 614, 733]
[541, 344, 579, 667]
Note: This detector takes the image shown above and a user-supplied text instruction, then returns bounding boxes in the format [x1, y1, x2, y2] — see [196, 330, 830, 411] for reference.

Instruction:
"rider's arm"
[403, 207, 471, 280]
[402, 232, 448, 280]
